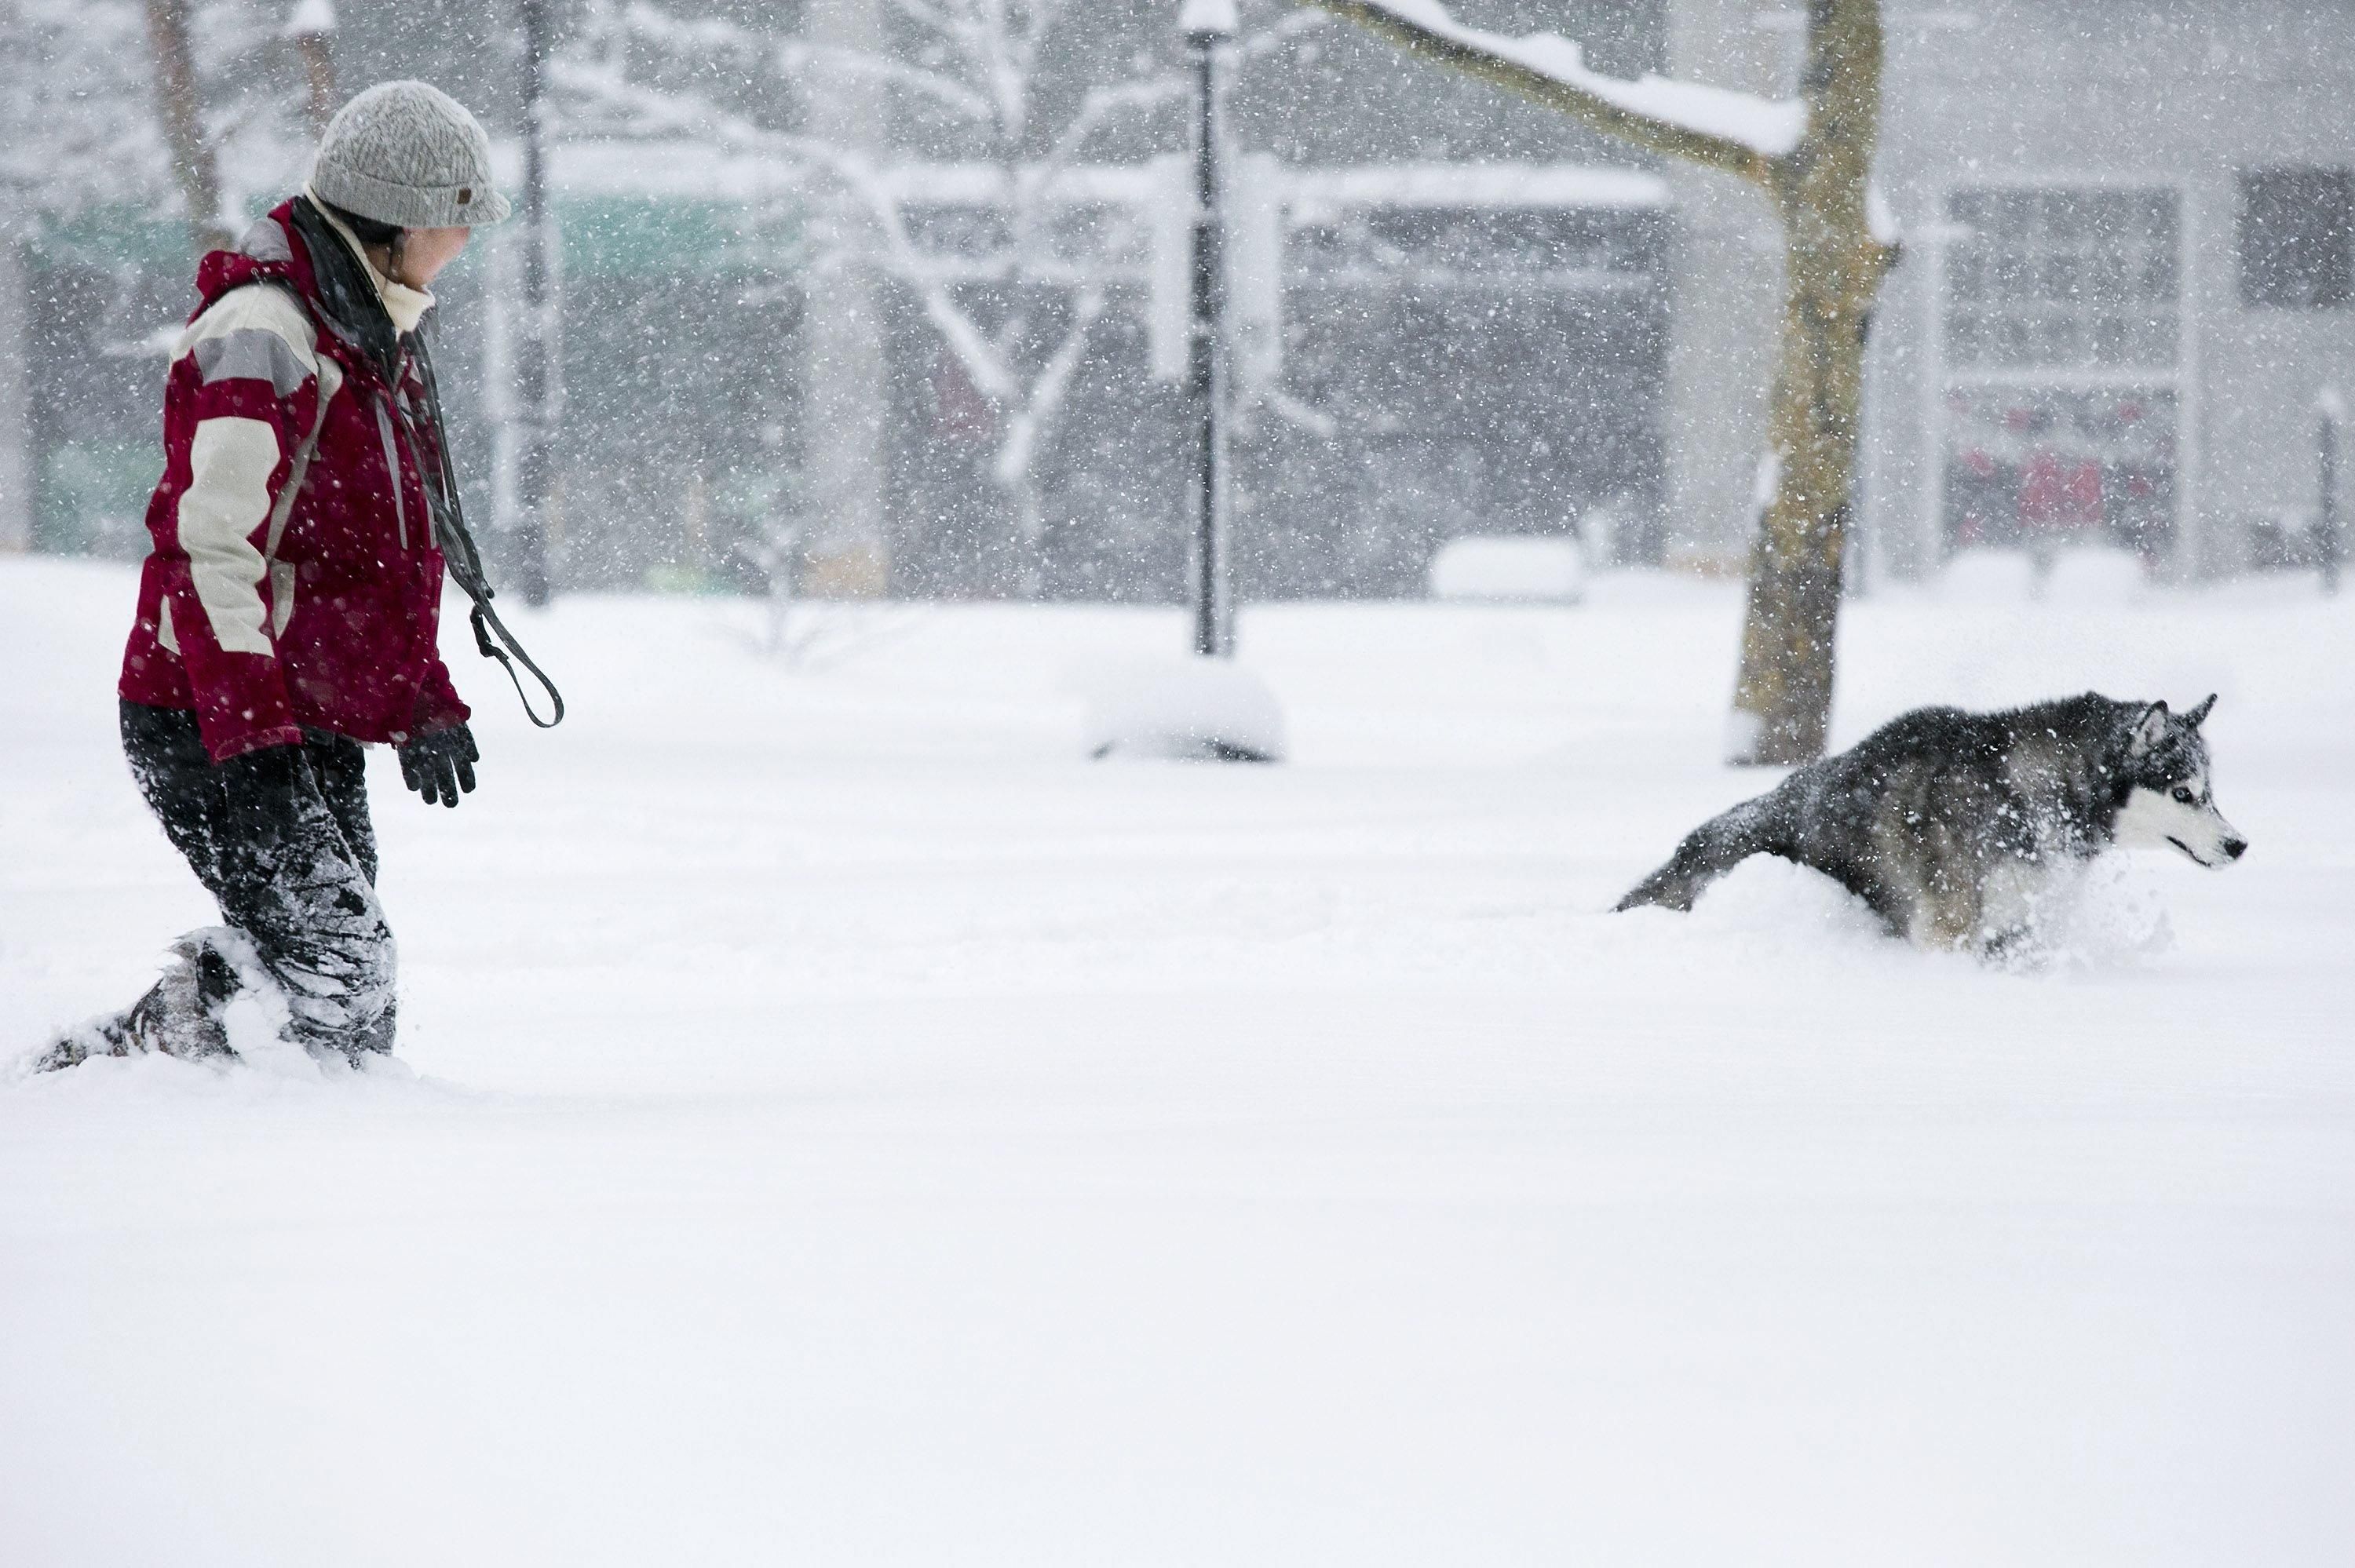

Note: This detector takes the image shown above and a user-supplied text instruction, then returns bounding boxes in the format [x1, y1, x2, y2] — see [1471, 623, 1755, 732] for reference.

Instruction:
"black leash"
[414, 333, 565, 728]
[290, 197, 566, 729]
[462, 577, 567, 729]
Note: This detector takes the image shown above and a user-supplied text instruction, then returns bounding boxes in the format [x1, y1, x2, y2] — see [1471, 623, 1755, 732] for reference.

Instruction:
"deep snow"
[2, 556, 2351, 1566]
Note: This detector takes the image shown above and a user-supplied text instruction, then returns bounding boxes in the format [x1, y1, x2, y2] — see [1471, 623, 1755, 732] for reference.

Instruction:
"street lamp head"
[1180, 0, 1238, 38]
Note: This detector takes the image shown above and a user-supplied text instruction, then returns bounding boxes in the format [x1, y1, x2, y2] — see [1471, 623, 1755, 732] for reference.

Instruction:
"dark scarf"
[287, 195, 403, 386]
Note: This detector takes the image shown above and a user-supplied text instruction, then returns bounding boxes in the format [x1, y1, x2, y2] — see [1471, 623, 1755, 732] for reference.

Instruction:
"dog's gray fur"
[1616, 693, 2247, 951]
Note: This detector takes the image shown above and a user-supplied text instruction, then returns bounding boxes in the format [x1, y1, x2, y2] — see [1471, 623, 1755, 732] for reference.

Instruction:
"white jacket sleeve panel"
[178, 417, 283, 658]
[168, 283, 320, 660]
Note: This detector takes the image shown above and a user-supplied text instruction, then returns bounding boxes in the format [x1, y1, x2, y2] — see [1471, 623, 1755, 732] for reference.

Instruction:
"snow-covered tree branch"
[1302, 0, 1796, 181]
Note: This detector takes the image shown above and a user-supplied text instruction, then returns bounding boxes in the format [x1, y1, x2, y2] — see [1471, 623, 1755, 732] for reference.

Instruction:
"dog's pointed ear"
[2185, 693, 2217, 727]
[2130, 701, 2169, 757]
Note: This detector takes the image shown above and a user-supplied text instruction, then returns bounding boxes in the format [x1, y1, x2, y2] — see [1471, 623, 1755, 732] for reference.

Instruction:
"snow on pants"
[119, 699, 396, 1061]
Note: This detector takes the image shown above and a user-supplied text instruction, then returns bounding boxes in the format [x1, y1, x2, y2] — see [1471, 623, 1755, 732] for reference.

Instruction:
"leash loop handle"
[469, 600, 564, 728]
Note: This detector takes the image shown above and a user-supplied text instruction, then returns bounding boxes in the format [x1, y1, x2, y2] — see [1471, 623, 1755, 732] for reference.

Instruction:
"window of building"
[1945, 187, 2180, 371]
[2240, 168, 2355, 308]
[1936, 185, 2186, 561]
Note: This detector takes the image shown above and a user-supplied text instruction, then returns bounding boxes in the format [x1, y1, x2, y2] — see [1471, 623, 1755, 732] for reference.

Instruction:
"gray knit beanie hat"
[310, 80, 511, 229]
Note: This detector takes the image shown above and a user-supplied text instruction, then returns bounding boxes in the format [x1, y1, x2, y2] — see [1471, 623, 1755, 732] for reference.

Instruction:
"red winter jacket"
[120, 199, 469, 762]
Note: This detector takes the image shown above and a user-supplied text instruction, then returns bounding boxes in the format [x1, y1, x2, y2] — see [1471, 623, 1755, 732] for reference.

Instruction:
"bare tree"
[1, 0, 175, 552]
[1, 3, 172, 212]
[137, 1, 341, 258]
[5, 2, 318, 242]
[7, 0, 326, 212]
[1304, 0, 1896, 764]
[285, 0, 338, 137]
[145, 0, 236, 254]
[557, 0, 1312, 596]
[0, 1, 320, 548]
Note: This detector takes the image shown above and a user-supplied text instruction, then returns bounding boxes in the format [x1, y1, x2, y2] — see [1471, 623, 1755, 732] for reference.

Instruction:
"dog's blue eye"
[2172, 786, 2195, 804]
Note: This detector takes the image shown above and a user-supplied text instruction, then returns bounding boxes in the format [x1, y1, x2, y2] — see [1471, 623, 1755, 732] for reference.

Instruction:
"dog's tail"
[1614, 793, 1779, 914]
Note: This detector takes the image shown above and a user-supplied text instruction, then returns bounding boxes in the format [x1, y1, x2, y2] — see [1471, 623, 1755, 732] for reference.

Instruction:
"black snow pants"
[121, 700, 396, 1061]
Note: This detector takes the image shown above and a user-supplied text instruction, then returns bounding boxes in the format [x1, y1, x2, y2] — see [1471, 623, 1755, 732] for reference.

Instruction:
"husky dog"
[1616, 694, 2246, 951]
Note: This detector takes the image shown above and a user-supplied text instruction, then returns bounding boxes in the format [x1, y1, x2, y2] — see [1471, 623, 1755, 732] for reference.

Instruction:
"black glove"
[399, 723, 478, 808]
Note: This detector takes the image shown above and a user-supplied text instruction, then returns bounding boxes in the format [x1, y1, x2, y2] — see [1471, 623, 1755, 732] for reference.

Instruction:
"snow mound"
[1992, 858, 2174, 975]
[1934, 546, 2149, 605]
[1622, 849, 2177, 976]
[1178, 0, 1238, 33]
[1935, 549, 2042, 601]
[1674, 855, 1899, 957]
[1427, 535, 1586, 603]
[1080, 656, 1287, 763]
[2043, 546, 2149, 604]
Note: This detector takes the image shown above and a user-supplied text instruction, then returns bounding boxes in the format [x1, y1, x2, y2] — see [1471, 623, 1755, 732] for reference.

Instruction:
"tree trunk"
[1726, 0, 1893, 764]
[1303, 0, 1897, 764]
[145, 0, 233, 257]
[292, 22, 339, 137]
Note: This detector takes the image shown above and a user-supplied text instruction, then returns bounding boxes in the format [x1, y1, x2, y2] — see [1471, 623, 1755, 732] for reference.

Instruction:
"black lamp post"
[1182, 0, 1238, 658]
[1073, 2, 1282, 764]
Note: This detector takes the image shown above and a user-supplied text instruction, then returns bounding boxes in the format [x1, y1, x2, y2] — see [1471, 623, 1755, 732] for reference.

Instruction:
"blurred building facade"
[1853, 0, 2353, 582]
[1661, 0, 2355, 584]
[3, 1, 2350, 593]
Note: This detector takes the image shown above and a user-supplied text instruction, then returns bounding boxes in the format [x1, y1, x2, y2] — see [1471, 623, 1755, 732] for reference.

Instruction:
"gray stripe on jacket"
[192, 329, 312, 398]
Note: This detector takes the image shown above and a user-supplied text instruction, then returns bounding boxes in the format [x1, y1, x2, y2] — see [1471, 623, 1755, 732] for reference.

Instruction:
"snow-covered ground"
[2, 556, 2351, 1566]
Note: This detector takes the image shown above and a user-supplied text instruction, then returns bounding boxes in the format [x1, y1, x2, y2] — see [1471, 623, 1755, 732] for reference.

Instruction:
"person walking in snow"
[42, 82, 542, 1072]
